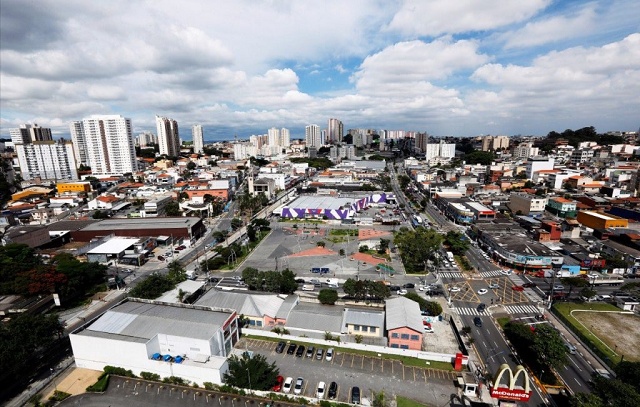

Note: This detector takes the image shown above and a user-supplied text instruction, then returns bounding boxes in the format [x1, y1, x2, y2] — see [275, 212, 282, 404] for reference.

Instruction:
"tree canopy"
[241, 267, 298, 294]
[223, 352, 279, 391]
[403, 292, 442, 315]
[342, 279, 390, 301]
[463, 151, 494, 165]
[394, 227, 443, 273]
[444, 231, 469, 255]
[318, 289, 339, 305]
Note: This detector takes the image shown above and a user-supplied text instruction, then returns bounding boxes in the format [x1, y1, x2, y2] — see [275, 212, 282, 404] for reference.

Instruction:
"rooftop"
[385, 297, 423, 333]
[80, 217, 201, 231]
[87, 237, 139, 254]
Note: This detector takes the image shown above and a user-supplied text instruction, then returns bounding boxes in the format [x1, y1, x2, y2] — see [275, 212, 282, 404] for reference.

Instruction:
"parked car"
[449, 286, 461, 292]
[283, 377, 293, 393]
[351, 386, 361, 404]
[474, 317, 483, 327]
[316, 348, 325, 360]
[295, 278, 305, 283]
[157, 255, 165, 261]
[398, 289, 408, 295]
[316, 381, 326, 399]
[477, 289, 488, 295]
[306, 346, 315, 358]
[272, 375, 284, 392]
[328, 381, 338, 399]
[286, 343, 297, 355]
[294, 377, 304, 395]
[326, 348, 334, 361]
[296, 345, 306, 357]
[522, 282, 537, 288]
[209, 277, 220, 283]
[511, 285, 524, 291]
[403, 283, 415, 289]
[275, 341, 286, 354]
[500, 269, 512, 276]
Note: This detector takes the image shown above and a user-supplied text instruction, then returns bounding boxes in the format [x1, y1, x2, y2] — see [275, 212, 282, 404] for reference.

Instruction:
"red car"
[511, 285, 524, 292]
[272, 375, 284, 392]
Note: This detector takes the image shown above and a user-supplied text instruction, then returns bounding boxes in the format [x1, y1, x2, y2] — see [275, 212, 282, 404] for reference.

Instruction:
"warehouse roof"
[286, 195, 355, 210]
[195, 290, 287, 319]
[87, 237, 138, 254]
[80, 217, 201, 231]
[385, 297, 423, 333]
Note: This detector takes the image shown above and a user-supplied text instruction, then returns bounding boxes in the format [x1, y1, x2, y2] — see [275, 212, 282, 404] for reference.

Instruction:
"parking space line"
[424, 369, 428, 383]
[371, 358, 375, 371]
[361, 355, 365, 369]
[350, 354, 355, 368]
[412, 367, 416, 381]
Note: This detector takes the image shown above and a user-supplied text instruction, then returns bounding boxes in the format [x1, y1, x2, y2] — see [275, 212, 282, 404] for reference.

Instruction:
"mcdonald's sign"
[490, 364, 532, 402]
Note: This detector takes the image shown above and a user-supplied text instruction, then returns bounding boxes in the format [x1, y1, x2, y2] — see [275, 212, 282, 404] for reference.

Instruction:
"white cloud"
[87, 85, 126, 101]
[501, 4, 597, 49]
[386, 0, 551, 37]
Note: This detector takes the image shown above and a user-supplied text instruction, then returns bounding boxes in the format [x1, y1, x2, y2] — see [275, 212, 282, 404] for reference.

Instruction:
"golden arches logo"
[493, 364, 530, 393]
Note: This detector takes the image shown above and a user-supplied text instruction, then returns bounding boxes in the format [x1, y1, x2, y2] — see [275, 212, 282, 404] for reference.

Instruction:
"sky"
[1, 0, 639, 141]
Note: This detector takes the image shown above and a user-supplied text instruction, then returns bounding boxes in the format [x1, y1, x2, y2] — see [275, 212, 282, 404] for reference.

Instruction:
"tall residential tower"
[156, 115, 180, 157]
[192, 124, 204, 154]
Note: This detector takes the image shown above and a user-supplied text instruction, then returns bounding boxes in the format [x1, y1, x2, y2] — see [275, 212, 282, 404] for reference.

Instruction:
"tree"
[164, 201, 181, 216]
[378, 239, 390, 254]
[230, 218, 243, 231]
[166, 260, 187, 285]
[569, 392, 604, 407]
[128, 273, 175, 299]
[186, 161, 196, 170]
[463, 151, 494, 165]
[318, 289, 338, 305]
[579, 287, 597, 300]
[444, 231, 470, 255]
[531, 324, 568, 369]
[394, 227, 443, 274]
[92, 209, 109, 219]
[223, 352, 279, 391]
[561, 277, 588, 297]
[590, 372, 640, 407]
[615, 361, 640, 394]
[317, 241, 326, 248]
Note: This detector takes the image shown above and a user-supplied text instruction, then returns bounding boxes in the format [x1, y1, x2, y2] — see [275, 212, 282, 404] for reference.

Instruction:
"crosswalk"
[452, 304, 542, 316]
[479, 270, 506, 278]
[439, 271, 464, 279]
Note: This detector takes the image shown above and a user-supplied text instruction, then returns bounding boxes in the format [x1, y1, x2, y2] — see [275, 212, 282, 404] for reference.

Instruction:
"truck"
[537, 269, 573, 278]
[591, 276, 624, 286]
[186, 270, 197, 280]
[446, 251, 455, 262]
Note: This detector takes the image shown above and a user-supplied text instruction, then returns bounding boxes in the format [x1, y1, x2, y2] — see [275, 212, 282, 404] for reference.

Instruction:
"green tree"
[444, 231, 470, 255]
[223, 352, 279, 390]
[394, 227, 443, 274]
[561, 277, 588, 297]
[318, 289, 339, 305]
[590, 372, 640, 407]
[186, 161, 197, 170]
[615, 361, 640, 394]
[0, 244, 41, 293]
[397, 175, 411, 190]
[378, 239, 390, 254]
[579, 287, 597, 300]
[531, 324, 569, 369]
[128, 273, 175, 299]
[166, 260, 187, 285]
[92, 209, 109, 219]
[230, 217, 243, 230]
[568, 392, 604, 407]
[463, 151, 494, 165]
[164, 201, 181, 216]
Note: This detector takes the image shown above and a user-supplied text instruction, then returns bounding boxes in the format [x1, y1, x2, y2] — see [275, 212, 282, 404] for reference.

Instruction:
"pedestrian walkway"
[479, 270, 504, 278]
[451, 307, 485, 316]
[503, 304, 542, 315]
[439, 271, 464, 279]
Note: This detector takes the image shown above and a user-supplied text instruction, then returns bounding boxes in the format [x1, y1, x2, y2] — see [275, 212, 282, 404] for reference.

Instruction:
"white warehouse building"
[70, 299, 239, 386]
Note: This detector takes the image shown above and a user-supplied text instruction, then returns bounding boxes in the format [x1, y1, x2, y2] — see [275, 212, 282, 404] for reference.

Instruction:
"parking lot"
[239, 338, 457, 404]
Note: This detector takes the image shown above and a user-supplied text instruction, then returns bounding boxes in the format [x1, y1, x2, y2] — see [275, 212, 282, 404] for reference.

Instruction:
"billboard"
[490, 364, 532, 402]
[581, 258, 606, 268]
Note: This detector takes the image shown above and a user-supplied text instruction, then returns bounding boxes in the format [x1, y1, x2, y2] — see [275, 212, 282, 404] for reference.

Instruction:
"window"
[400, 333, 410, 340]
[361, 326, 368, 332]
[353, 325, 360, 331]
[410, 335, 419, 341]
[391, 344, 399, 348]
[370, 327, 376, 334]
[256, 321, 262, 327]
[391, 333, 399, 338]
[400, 345, 409, 349]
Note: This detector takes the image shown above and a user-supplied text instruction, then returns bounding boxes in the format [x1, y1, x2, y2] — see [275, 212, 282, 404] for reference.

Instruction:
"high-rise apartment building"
[327, 118, 343, 143]
[513, 142, 539, 159]
[10, 124, 53, 144]
[280, 127, 290, 147]
[74, 115, 137, 176]
[70, 121, 88, 165]
[156, 115, 180, 157]
[481, 135, 510, 151]
[268, 127, 280, 146]
[305, 124, 321, 148]
[192, 124, 204, 154]
[136, 132, 157, 148]
[15, 139, 78, 181]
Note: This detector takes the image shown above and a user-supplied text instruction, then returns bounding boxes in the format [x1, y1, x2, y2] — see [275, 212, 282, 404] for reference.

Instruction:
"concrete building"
[71, 217, 206, 242]
[156, 115, 180, 157]
[15, 140, 78, 181]
[70, 299, 237, 386]
[136, 131, 157, 148]
[513, 142, 539, 159]
[280, 127, 290, 147]
[10, 124, 53, 144]
[72, 115, 138, 176]
[385, 297, 423, 350]
[577, 211, 628, 229]
[525, 156, 555, 180]
[327, 118, 343, 143]
[305, 124, 321, 148]
[508, 193, 548, 215]
[192, 124, 204, 154]
[69, 120, 88, 166]
[546, 197, 578, 218]
[481, 135, 510, 151]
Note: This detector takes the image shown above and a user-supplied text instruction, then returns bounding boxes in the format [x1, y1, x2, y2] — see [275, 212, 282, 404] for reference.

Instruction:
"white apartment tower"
[156, 115, 180, 157]
[268, 127, 280, 146]
[280, 127, 290, 147]
[305, 124, 321, 148]
[327, 118, 343, 143]
[15, 140, 78, 181]
[75, 115, 137, 175]
[136, 132, 157, 148]
[10, 124, 53, 144]
[70, 121, 88, 165]
[192, 124, 204, 154]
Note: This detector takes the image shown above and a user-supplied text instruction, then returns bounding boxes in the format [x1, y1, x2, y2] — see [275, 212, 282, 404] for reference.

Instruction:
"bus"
[412, 215, 423, 227]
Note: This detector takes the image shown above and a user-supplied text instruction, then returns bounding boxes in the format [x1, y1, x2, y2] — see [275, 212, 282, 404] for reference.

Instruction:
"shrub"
[86, 374, 110, 392]
[140, 371, 161, 381]
[162, 376, 187, 385]
[49, 391, 71, 402]
[203, 382, 218, 390]
[103, 365, 136, 378]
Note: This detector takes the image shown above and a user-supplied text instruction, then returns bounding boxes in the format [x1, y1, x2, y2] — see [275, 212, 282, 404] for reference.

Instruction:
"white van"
[302, 284, 315, 291]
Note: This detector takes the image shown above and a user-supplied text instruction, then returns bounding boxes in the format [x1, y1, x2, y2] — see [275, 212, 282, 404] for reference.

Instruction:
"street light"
[246, 368, 252, 391]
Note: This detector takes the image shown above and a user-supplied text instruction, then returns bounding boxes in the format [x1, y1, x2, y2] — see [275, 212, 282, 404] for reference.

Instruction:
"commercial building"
[577, 211, 628, 230]
[10, 124, 52, 144]
[508, 193, 548, 215]
[546, 197, 578, 218]
[71, 217, 206, 242]
[513, 142, 539, 159]
[281, 193, 395, 220]
[70, 299, 237, 386]
[71, 115, 138, 176]
[57, 181, 92, 195]
[15, 140, 78, 181]
[156, 115, 180, 157]
[435, 197, 495, 224]
[192, 124, 204, 154]
[136, 131, 158, 148]
[525, 157, 554, 180]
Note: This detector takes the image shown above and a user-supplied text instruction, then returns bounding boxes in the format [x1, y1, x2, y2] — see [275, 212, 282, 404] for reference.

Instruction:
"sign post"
[490, 364, 532, 402]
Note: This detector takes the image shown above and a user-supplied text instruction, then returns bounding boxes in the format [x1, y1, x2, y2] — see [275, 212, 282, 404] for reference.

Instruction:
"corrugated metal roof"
[286, 304, 343, 333]
[343, 308, 385, 328]
[195, 290, 285, 318]
[385, 297, 423, 332]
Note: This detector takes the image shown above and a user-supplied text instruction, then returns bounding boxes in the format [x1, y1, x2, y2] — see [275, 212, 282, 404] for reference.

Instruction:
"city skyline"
[1, 0, 639, 140]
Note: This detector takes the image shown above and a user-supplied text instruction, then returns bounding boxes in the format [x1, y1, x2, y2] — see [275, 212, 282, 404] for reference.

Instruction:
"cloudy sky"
[1, 0, 639, 140]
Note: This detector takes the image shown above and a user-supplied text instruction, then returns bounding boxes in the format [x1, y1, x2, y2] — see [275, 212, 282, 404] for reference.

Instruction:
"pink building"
[385, 297, 423, 350]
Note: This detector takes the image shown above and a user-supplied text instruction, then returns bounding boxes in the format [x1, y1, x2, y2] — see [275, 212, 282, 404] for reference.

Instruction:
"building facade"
[192, 124, 204, 154]
[305, 124, 321, 148]
[327, 118, 343, 143]
[156, 115, 180, 157]
[508, 193, 548, 215]
[69, 120, 89, 165]
[15, 140, 78, 181]
[10, 124, 53, 144]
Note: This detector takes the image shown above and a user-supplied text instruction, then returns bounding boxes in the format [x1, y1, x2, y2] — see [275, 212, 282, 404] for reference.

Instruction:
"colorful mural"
[281, 193, 395, 219]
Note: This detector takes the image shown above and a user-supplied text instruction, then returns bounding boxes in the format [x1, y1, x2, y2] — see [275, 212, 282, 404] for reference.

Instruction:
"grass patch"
[244, 335, 454, 371]
[552, 302, 628, 367]
[497, 317, 511, 328]
[329, 229, 359, 237]
[454, 255, 472, 272]
[397, 396, 430, 407]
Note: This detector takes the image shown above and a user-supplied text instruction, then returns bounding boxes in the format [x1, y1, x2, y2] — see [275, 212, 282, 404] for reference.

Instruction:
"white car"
[500, 269, 512, 276]
[398, 289, 408, 295]
[488, 283, 500, 289]
[283, 377, 293, 393]
[449, 287, 461, 293]
[553, 285, 565, 291]
[316, 381, 326, 399]
[294, 377, 304, 395]
[325, 348, 334, 361]
[477, 289, 488, 295]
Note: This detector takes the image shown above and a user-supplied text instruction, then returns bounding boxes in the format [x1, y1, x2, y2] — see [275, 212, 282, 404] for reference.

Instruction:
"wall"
[388, 327, 423, 350]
